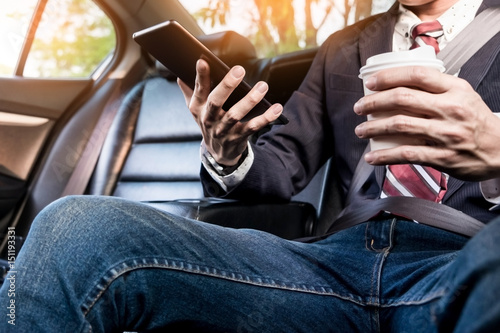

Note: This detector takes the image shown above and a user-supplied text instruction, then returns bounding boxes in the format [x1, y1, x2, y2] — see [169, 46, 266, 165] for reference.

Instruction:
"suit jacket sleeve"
[200, 39, 335, 202]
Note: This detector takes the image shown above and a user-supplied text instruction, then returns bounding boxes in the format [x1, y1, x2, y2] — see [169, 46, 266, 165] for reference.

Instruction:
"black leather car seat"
[88, 72, 204, 201]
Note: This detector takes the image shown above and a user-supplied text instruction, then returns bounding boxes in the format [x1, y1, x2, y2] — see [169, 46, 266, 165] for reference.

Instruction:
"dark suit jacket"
[202, 0, 500, 224]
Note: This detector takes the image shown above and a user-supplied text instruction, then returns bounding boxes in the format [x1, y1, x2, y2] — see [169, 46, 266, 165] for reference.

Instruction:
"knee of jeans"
[32, 195, 181, 249]
[34, 196, 107, 229]
[14, 196, 110, 268]
[30, 196, 136, 245]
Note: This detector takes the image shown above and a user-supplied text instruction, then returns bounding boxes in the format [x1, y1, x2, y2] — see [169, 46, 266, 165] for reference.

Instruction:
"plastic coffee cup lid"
[359, 45, 445, 78]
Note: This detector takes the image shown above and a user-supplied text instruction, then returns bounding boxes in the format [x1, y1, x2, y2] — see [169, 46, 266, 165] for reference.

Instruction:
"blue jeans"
[0, 196, 499, 332]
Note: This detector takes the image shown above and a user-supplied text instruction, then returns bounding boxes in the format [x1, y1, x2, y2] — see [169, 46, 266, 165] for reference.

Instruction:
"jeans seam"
[81, 257, 369, 316]
[379, 289, 447, 307]
[367, 219, 396, 307]
[373, 219, 447, 308]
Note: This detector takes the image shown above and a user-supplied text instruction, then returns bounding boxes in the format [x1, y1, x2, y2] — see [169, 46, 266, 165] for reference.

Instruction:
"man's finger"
[191, 59, 212, 108]
[363, 144, 451, 168]
[207, 65, 246, 109]
[365, 66, 451, 94]
[222, 81, 269, 125]
[355, 115, 441, 140]
[241, 103, 284, 136]
[354, 86, 444, 119]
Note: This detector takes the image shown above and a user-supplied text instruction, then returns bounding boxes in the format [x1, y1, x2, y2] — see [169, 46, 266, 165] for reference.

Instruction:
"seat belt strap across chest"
[438, 6, 500, 74]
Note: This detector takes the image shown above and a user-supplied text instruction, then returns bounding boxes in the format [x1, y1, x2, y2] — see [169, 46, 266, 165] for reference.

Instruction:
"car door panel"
[0, 112, 53, 180]
[0, 78, 91, 119]
[0, 77, 92, 220]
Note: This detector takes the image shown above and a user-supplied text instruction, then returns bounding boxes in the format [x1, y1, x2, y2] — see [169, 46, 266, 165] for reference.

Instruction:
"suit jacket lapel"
[358, 2, 398, 67]
[459, 0, 500, 90]
[357, 4, 398, 192]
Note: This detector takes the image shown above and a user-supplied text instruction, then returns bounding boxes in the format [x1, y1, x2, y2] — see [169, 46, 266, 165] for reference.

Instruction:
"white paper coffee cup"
[358, 45, 445, 151]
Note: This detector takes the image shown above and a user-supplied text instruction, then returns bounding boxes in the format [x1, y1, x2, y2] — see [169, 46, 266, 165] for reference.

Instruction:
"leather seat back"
[89, 76, 203, 200]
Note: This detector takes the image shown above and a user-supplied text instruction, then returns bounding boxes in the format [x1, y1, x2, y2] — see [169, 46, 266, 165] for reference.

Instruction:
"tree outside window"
[0, 0, 116, 78]
[180, 0, 393, 57]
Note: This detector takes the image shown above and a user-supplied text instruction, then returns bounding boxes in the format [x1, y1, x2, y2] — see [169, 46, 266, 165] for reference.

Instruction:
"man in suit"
[184, 0, 500, 224]
[178, 0, 500, 329]
[1, 0, 499, 331]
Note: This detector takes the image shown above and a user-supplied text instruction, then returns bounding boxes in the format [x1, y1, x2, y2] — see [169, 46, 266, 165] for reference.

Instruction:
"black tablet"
[133, 20, 288, 124]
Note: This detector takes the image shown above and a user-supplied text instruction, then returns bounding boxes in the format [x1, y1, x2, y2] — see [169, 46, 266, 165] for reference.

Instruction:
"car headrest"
[156, 30, 257, 79]
[197, 31, 257, 67]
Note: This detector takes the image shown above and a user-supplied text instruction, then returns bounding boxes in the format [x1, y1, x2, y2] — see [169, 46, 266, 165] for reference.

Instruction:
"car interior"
[0, 0, 350, 279]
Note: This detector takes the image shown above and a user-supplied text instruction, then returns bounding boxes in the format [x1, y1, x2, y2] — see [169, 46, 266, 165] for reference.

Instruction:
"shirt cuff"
[481, 113, 500, 210]
[200, 141, 254, 193]
[480, 178, 500, 211]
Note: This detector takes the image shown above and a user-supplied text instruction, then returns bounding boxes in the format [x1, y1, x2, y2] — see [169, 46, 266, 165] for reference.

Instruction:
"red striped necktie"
[381, 20, 447, 203]
[410, 20, 444, 53]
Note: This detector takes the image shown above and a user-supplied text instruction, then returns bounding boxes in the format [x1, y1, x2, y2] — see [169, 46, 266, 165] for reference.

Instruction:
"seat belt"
[325, 7, 500, 238]
[437, 6, 500, 74]
[61, 80, 124, 197]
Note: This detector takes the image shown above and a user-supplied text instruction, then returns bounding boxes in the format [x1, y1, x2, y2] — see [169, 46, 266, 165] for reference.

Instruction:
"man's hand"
[353, 66, 500, 181]
[178, 59, 283, 166]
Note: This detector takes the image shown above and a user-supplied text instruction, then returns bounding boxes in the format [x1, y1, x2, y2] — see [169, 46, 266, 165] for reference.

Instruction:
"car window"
[0, 0, 38, 76]
[178, 0, 393, 58]
[0, 0, 116, 78]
